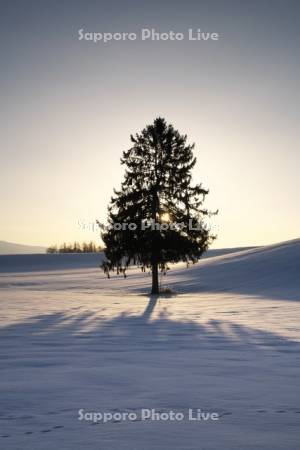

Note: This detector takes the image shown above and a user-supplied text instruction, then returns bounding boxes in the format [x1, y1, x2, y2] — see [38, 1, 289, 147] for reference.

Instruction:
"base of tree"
[150, 287, 176, 297]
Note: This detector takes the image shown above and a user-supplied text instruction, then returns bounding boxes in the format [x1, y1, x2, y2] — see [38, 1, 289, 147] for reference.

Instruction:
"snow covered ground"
[0, 240, 299, 449]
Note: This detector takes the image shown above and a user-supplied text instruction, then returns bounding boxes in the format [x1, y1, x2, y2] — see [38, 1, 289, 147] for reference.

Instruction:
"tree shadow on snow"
[1, 296, 300, 424]
[1, 297, 299, 355]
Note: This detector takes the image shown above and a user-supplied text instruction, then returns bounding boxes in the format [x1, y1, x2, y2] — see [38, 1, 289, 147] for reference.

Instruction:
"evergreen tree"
[46, 245, 58, 254]
[82, 242, 89, 253]
[88, 241, 96, 252]
[59, 243, 68, 253]
[101, 117, 216, 294]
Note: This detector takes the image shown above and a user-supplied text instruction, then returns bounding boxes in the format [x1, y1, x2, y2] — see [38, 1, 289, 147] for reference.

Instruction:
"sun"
[160, 212, 171, 222]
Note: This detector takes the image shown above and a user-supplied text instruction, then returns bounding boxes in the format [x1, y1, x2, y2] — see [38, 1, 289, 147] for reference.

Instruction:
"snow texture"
[0, 239, 299, 449]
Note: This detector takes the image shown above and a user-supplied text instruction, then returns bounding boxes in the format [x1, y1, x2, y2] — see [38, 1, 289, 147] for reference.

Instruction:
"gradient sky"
[0, 0, 299, 248]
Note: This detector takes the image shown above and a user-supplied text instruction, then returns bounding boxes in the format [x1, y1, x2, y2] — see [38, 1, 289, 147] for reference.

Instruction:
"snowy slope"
[0, 252, 105, 273]
[0, 239, 299, 450]
[166, 238, 300, 300]
[1, 239, 298, 300]
[0, 241, 46, 255]
[0, 246, 254, 273]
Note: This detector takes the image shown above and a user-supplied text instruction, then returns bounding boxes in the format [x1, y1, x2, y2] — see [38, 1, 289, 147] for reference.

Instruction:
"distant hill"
[0, 241, 46, 255]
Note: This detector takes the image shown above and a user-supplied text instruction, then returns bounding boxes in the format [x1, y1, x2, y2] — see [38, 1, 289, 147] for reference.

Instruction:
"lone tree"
[101, 117, 216, 294]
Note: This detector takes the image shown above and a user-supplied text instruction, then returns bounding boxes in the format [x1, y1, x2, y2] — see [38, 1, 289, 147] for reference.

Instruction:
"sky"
[0, 0, 299, 248]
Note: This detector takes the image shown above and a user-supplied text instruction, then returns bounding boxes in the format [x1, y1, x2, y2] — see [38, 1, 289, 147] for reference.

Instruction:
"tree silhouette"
[46, 242, 102, 253]
[101, 118, 216, 294]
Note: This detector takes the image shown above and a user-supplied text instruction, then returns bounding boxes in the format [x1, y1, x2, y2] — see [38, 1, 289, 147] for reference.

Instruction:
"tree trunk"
[151, 155, 160, 295]
[151, 260, 159, 295]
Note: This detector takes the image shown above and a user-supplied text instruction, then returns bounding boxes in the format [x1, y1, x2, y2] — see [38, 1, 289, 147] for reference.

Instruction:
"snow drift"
[167, 238, 300, 301]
